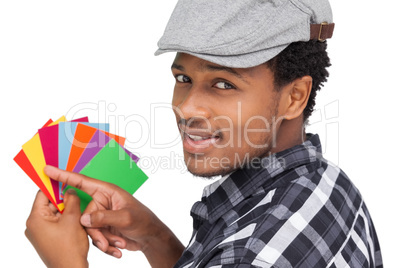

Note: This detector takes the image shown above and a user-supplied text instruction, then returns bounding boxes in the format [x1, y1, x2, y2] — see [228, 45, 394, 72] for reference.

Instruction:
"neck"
[271, 115, 306, 154]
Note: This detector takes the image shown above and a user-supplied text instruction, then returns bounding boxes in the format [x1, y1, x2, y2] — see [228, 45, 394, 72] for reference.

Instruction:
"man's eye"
[215, 81, 235, 90]
[176, 74, 191, 83]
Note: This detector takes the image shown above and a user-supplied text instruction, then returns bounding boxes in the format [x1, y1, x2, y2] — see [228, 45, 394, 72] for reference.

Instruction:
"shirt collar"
[191, 134, 323, 224]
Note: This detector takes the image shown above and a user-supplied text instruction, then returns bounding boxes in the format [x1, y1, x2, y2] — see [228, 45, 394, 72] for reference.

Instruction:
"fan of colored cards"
[14, 116, 148, 213]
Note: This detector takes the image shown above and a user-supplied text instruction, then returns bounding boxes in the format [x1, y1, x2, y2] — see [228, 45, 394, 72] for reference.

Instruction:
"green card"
[64, 139, 148, 212]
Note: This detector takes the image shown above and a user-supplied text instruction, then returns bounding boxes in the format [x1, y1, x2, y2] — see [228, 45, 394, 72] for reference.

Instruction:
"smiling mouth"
[179, 124, 221, 140]
[185, 132, 220, 141]
[179, 124, 221, 152]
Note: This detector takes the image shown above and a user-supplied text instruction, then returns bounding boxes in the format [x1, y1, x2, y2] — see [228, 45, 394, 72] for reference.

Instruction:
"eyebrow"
[171, 63, 250, 85]
[171, 63, 184, 71]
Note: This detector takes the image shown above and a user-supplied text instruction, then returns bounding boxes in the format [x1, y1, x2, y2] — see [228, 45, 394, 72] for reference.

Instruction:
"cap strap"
[310, 22, 335, 42]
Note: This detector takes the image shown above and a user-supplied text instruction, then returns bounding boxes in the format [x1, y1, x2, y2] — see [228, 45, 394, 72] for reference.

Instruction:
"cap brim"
[155, 44, 289, 68]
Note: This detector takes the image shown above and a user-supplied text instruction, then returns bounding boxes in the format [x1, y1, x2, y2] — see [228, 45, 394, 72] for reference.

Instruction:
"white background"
[0, 0, 400, 267]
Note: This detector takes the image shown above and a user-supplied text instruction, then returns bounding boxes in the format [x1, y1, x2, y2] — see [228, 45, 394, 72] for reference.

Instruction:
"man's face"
[171, 53, 284, 178]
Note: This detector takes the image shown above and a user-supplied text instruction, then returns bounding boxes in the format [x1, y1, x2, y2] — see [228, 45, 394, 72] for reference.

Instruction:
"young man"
[25, 0, 382, 267]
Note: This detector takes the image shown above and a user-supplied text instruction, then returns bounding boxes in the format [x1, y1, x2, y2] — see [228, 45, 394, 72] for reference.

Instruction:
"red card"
[14, 119, 58, 207]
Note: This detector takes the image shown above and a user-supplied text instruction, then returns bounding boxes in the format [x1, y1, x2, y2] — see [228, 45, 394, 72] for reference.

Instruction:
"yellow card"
[22, 116, 66, 210]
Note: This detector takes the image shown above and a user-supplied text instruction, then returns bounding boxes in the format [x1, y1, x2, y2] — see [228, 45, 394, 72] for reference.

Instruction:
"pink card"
[38, 117, 89, 204]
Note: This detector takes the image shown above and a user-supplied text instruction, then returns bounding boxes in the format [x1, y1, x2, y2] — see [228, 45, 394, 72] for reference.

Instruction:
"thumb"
[81, 209, 132, 229]
[62, 189, 82, 219]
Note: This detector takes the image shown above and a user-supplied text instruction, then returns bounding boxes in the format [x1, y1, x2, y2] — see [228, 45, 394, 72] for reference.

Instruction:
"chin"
[186, 165, 236, 179]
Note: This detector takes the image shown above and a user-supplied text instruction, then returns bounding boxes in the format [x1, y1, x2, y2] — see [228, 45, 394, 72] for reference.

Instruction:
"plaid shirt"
[174, 134, 382, 268]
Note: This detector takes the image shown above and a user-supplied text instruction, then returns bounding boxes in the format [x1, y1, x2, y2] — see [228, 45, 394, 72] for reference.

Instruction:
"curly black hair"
[266, 40, 331, 120]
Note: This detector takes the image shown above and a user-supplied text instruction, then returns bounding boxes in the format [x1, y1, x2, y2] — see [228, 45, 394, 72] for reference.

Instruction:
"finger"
[101, 229, 127, 249]
[105, 245, 122, 259]
[48, 202, 59, 214]
[44, 165, 114, 197]
[100, 229, 125, 258]
[82, 198, 105, 216]
[86, 228, 110, 253]
[31, 190, 51, 212]
[61, 189, 81, 220]
[26, 191, 52, 242]
[92, 239, 122, 259]
[81, 209, 133, 229]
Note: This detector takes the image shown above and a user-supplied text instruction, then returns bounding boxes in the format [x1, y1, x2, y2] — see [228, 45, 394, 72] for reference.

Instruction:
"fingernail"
[66, 189, 76, 195]
[95, 241, 103, 249]
[114, 241, 123, 248]
[81, 214, 91, 227]
[112, 252, 120, 258]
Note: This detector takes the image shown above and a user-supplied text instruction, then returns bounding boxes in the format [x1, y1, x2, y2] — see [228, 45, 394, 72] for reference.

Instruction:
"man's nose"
[175, 86, 211, 121]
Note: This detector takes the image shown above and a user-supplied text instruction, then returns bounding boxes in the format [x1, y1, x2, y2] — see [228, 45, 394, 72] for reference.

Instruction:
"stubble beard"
[183, 135, 273, 179]
[183, 95, 280, 179]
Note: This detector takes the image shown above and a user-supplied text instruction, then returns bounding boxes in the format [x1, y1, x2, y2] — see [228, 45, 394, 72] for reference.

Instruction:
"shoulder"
[209, 161, 381, 267]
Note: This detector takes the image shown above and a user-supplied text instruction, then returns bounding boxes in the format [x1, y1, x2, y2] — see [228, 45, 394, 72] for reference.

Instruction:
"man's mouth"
[184, 132, 220, 141]
[187, 133, 212, 141]
[179, 124, 221, 153]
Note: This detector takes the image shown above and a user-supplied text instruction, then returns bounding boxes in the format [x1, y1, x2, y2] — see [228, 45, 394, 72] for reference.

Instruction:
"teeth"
[187, 133, 212, 141]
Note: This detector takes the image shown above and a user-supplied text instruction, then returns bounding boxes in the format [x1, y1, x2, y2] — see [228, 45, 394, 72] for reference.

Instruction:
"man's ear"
[282, 75, 312, 120]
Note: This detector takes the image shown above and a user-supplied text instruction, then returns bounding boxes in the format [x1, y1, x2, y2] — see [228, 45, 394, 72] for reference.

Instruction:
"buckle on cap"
[318, 22, 329, 42]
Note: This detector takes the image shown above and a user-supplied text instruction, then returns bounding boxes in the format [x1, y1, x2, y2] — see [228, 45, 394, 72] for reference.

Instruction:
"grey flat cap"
[155, 0, 334, 68]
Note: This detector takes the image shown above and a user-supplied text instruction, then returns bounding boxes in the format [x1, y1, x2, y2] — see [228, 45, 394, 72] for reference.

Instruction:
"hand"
[44, 165, 184, 268]
[25, 189, 89, 268]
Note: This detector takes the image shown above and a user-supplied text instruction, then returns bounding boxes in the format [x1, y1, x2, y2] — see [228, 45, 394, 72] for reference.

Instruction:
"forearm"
[142, 226, 185, 268]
